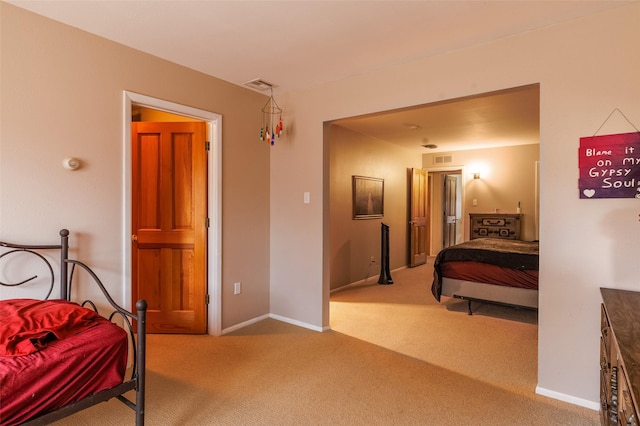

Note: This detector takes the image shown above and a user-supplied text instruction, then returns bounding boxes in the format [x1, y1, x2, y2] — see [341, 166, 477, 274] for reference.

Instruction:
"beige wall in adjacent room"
[423, 143, 540, 248]
[0, 3, 270, 331]
[328, 125, 422, 290]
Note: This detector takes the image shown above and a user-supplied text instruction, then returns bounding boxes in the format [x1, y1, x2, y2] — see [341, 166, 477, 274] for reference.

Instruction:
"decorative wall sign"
[579, 132, 640, 199]
[352, 176, 384, 219]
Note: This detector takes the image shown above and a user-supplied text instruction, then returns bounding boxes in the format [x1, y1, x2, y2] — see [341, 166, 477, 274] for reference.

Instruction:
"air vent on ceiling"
[434, 154, 453, 165]
[244, 78, 276, 91]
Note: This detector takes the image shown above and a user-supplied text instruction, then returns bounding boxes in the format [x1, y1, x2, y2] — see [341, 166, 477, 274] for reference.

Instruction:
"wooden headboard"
[469, 213, 521, 240]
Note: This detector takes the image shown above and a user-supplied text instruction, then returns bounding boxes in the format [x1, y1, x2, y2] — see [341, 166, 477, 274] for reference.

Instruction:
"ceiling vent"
[244, 78, 276, 91]
[434, 154, 453, 164]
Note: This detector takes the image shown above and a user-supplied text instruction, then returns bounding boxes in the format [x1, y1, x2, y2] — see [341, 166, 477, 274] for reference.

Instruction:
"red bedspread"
[0, 299, 128, 426]
[431, 238, 539, 302]
[439, 261, 538, 290]
[0, 298, 106, 356]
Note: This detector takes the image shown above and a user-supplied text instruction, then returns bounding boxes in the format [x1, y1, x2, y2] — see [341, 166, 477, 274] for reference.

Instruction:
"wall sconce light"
[473, 172, 480, 180]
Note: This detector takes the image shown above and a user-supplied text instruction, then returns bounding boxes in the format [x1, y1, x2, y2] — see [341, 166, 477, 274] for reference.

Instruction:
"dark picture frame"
[352, 175, 384, 219]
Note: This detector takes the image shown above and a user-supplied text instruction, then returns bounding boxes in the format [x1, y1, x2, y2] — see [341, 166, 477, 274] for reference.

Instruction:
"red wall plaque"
[578, 132, 640, 199]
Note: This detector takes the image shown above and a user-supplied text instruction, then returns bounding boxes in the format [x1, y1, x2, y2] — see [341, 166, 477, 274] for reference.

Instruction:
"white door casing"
[123, 91, 222, 336]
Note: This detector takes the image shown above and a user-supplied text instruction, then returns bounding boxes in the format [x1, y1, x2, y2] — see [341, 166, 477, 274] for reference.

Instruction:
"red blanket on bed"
[431, 238, 539, 302]
[0, 299, 128, 425]
[0, 299, 104, 356]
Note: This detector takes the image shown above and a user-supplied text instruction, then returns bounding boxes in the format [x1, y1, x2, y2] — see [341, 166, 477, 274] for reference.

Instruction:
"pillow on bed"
[0, 299, 105, 356]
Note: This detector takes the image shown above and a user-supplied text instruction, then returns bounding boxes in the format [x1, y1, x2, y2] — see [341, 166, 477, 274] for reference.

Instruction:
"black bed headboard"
[0, 229, 70, 300]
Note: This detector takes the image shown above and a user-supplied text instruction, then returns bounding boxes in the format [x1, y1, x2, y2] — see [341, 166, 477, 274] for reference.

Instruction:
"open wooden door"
[131, 121, 207, 334]
[409, 168, 428, 267]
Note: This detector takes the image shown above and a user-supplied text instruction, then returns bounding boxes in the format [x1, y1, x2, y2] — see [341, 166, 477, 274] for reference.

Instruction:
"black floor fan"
[378, 223, 393, 285]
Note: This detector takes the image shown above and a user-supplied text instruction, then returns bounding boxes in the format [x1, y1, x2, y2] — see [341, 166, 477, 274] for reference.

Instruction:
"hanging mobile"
[260, 87, 283, 145]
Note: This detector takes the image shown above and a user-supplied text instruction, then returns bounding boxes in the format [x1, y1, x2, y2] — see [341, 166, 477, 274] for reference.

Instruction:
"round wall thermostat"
[63, 157, 81, 170]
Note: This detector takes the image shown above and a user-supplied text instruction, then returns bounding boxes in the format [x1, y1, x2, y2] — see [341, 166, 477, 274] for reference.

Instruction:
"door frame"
[425, 166, 467, 254]
[442, 172, 462, 248]
[123, 91, 222, 336]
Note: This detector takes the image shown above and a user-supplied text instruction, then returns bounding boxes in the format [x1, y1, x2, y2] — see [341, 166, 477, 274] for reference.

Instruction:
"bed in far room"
[431, 237, 539, 314]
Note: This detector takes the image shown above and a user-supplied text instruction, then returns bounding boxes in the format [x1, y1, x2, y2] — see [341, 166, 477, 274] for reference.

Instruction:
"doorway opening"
[327, 83, 540, 399]
[426, 170, 463, 252]
[123, 91, 222, 336]
[327, 83, 539, 291]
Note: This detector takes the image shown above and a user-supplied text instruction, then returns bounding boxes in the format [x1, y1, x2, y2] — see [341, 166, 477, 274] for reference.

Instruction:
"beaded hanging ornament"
[259, 89, 283, 145]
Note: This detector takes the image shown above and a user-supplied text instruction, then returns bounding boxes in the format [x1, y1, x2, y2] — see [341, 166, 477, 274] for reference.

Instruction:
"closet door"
[132, 121, 207, 334]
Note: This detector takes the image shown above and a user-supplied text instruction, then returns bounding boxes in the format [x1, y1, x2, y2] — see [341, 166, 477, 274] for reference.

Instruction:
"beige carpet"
[330, 261, 538, 395]
[54, 262, 598, 425]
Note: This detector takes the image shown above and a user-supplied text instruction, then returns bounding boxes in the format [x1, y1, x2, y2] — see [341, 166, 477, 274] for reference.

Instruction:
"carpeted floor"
[54, 262, 598, 425]
[330, 261, 538, 395]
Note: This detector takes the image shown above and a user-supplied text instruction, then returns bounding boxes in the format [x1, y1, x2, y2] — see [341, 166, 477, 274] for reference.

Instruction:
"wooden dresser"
[469, 213, 521, 240]
[600, 288, 640, 425]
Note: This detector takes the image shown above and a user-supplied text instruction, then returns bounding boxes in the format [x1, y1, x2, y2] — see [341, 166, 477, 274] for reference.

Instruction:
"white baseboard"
[225, 265, 413, 333]
[221, 314, 270, 335]
[221, 313, 327, 335]
[535, 386, 600, 411]
[269, 313, 327, 332]
[330, 265, 408, 294]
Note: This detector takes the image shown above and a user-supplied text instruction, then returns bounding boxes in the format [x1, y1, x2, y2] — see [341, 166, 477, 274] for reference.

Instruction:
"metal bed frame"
[441, 277, 538, 315]
[0, 229, 147, 425]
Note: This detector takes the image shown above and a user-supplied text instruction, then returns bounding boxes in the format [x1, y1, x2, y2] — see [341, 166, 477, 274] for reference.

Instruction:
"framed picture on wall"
[352, 175, 384, 219]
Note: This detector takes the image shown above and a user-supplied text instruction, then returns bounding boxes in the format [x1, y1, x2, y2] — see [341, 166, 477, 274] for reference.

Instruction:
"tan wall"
[424, 144, 540, 250]
[329, 125, 422, 290]
[0, 3, 270, 330]
[273, 3, 640, 407]
[3, 0, 640, 407]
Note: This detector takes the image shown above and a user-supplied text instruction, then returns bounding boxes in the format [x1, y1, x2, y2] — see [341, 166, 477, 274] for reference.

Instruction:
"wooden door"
[443, 174, 457, 248]
[409, 168, 428, 267]
[132, 121, 207, 334]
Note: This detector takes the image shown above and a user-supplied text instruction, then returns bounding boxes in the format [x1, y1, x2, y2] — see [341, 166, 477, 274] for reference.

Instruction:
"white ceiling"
[7, 0, 630, 153]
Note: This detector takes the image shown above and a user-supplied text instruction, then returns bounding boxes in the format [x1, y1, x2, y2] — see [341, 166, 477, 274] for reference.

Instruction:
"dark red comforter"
[438, 261, 539, 289]
[431, 238, 539, 302]
[0, 299, 128, 425]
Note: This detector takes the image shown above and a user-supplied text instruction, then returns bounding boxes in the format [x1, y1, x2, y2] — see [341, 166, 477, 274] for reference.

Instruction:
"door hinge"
[206, 294, 210, 304]
[205, 141, 210, 151]
[206, 217, 210, 228]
